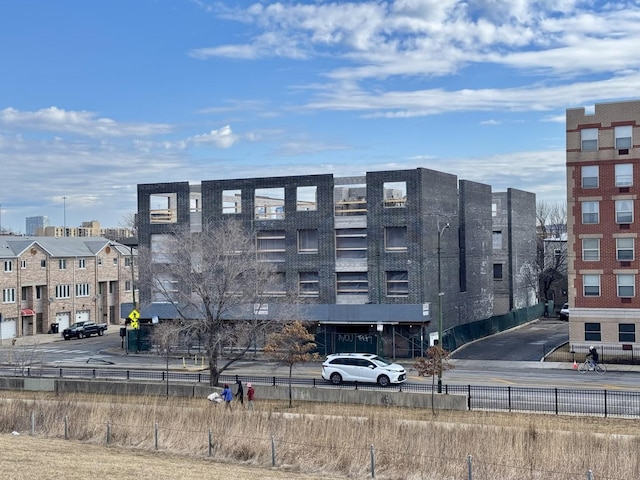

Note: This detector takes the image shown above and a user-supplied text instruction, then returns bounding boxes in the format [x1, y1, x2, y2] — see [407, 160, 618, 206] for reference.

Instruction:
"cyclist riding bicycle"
[586, 345, 599, 370]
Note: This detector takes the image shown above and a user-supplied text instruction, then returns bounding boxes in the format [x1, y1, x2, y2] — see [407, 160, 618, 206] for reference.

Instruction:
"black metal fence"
[2, 366, 639, 419]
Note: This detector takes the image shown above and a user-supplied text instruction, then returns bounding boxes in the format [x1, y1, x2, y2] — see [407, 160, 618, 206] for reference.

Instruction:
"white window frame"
[615, 199, 634, 224]
[616, 237, 635, 261]
[617, 273, 635, 298]
[582, 201, 599, 224]
[581, 128, 598, 151]
[4, 260, 13, 273]
[55, 284, 71, 299]
[78, 258, 86, 269]
[582, 238, 600, 261]
[20, 260, 26, 269]
[59, 259, 66, 270]
[583, 274, 600, 297]
[581, 165, 599, 189]
[615, 125, 632, 150]
[615, 164, 633, 187]
[75, 283, 90, 297]
[2, 288, 16, 303]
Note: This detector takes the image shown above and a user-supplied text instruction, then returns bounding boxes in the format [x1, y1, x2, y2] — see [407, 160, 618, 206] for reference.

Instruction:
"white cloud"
[186, 125, 239, 148]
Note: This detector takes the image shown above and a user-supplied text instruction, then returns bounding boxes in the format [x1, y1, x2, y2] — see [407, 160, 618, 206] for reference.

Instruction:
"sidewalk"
[9, 326, 122, 347]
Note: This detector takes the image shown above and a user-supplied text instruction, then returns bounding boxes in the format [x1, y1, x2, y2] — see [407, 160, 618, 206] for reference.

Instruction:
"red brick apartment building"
[567, 100, 640, 353]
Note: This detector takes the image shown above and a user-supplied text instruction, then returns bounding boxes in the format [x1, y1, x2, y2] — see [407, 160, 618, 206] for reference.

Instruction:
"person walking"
[222, 384, 233, 410]
[246, 382, 255, 410]
[235, 379, 244, 406]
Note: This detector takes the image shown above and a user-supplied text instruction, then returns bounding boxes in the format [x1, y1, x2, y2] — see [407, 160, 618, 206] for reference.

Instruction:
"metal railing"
[2, 366, 639, 418]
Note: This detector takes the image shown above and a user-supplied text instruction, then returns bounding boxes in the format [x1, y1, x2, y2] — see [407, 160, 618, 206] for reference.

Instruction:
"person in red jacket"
[246, 383, 255, 410]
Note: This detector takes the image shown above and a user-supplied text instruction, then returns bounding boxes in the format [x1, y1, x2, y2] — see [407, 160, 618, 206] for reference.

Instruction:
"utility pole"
[437, 222, 450, 393]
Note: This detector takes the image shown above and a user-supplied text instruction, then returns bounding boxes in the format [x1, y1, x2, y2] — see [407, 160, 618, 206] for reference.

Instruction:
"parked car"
[62, 321, 108, 340]
[559, 303, 570, 320]
[321, 352, 407, 387]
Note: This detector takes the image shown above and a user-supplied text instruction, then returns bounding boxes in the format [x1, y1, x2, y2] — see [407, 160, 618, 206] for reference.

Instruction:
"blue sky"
[1, 0, 640, 233]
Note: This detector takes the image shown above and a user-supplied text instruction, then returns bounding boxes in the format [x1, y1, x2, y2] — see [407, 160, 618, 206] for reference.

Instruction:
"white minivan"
[321, 352, 407, 387]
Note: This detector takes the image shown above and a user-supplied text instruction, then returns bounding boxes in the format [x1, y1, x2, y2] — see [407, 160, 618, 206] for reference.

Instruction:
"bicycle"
[577, 360, 606, 375]
[380, 394, 395, 407]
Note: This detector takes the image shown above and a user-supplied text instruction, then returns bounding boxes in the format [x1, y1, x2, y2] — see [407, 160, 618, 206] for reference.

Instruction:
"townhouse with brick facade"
[567, 99, 640, 353]
[0, 236, 136, 340]
[136, 168, 537, 357]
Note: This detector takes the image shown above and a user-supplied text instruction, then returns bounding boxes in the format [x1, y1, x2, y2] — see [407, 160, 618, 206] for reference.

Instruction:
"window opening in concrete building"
[334, 184, 366, 216]
[223, 189, 242, 214]
[584, 322, 601, 341]
[264, 272, 286, 296]
[492, 231, 502, 250]
[256, 230, 286, 262]
[150, 234, 174, 264]
[296, 186, 317, 211]
[616, 237, 634, 261]
[615, 199, 633, 224]
[615, 125, 632, 151]
[386, 271, 408, 296]
[581, 128, 598, 151]
[336, 228, 367, 259]
[617, 273, 635, 297]
[154, 274, 178, 302]
[255, 188, 285, 220]
[582, 201, 599, 224]
[298, 229, 319, 254]
[493, 264, 503, 280]
[582, 238, 600, 261]
[615, 164, 633, 187]
[150, 193, 178, 224]
[383, 182, 406, 208]
[619, 323, 636, 342]
[492, 203, 497, 217]
[581, 165, 599, 188]
[583, 274, 600, 296]
[385, 226, 407, 252]
[299, 272, 319, 297]
[336, 272, 368, 295]
[190, 187, 202, 232]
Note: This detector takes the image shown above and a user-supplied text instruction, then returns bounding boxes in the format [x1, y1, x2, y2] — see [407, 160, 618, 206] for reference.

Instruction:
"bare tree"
[413, 346, 453, 415]
[535, 201, 568, 305]
[264, 321, 320, 408]
[139, 219, 297, 386]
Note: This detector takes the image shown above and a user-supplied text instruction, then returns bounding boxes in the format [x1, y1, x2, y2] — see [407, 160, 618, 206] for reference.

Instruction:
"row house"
[0, 236, 136, 339]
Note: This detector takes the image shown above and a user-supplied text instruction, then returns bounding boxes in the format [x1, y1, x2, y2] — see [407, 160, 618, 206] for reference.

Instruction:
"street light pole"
[437, 222, 450, 393]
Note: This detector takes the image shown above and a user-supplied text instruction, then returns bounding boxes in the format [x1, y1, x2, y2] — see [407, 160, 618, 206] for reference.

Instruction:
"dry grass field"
[0, 390, 638, 479]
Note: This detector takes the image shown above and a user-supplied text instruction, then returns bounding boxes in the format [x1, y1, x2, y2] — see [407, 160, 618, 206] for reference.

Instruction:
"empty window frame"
[583, 274, 600, 297]
[492, 231, 503, 250]
[2, 288, 15, 303]
[256, 230, 286, 262]
[615, 164, 633, 187]
[298, 229, 319, 254]
[581, 165, 599, 189]
[335, 228, 367, 259]
[581, 128, 598, 151]
[491, 203, 497, 217]
[385, 226, 408, 252]
[222, 189, 242, 214]
[582, 238, 600, 261]
[386, 271, 409, 296]
[296, 186, 317, 211]
[616, 199, 634, 224]
[336, 272, 368, 295]
[493, 263, 503, 280]
[383, 182, 407, 208]
[153, 274, 179, 302]
[619, 323, 636, 343]
[334, 184, 367, 216]
[298, 272, 319, 297]
[616, 237, 635, 261]
[582, 201, 599, 224]
[617, 273, 635, 298]
[264, 272, 286, 297]
[150, 193, 178, 224]
[615, 125, 632, 150]
[150, 234, 174, 263]
[584, 322, 601, 342]
[255, 188, 285, 220]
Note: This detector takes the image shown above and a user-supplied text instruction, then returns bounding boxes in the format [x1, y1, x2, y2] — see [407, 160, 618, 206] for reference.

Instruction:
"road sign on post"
[128, 309, 140, 329]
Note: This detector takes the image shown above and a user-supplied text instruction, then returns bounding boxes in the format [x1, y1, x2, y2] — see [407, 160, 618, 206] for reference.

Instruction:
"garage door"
[75, 310, 90, 322]
[0, 319, 17, 340]
[56, 312, 70, 331]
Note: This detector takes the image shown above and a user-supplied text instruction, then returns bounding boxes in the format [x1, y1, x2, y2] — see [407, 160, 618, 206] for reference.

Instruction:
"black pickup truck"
[62, 321, 108, 340]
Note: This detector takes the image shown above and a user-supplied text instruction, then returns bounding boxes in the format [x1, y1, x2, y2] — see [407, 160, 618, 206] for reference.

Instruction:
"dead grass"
[0, 390, 638, 479]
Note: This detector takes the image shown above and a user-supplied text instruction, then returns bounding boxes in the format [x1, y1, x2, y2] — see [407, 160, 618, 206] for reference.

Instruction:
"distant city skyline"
[2, 1, 639, 232]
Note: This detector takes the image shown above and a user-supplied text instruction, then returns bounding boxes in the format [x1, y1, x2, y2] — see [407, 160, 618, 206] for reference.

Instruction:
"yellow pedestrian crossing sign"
[128, 309, 140, 329]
